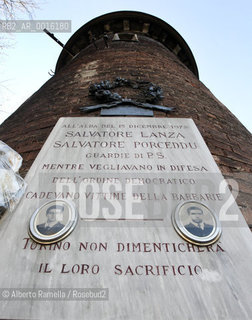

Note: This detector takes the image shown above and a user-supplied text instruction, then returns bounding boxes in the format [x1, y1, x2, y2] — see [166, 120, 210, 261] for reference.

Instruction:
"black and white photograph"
[29, 199, 78, 244]
[172, 201, 221, 245]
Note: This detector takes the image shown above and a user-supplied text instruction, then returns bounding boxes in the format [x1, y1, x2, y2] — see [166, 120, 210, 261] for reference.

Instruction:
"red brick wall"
[0, 35, 251, 226]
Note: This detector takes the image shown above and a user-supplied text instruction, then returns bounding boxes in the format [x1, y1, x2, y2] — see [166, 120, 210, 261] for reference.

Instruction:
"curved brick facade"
[0, 12, 251, 226]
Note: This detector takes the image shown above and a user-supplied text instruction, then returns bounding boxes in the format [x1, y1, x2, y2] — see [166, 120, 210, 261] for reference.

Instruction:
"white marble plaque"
[0, 117, 252, 320]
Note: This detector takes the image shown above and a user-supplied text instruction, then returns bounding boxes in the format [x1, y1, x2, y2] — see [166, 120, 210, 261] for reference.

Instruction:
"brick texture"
[0, 33, 251, 226]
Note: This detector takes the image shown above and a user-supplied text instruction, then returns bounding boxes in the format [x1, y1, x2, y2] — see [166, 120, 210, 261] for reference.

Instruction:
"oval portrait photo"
[172, 201, 221, 245]
[29, 199, 78, 244]
[36, 204, 68, 236]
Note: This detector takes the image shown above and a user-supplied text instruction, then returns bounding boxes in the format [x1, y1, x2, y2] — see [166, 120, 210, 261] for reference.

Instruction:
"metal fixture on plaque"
[80, 77, 175, 114]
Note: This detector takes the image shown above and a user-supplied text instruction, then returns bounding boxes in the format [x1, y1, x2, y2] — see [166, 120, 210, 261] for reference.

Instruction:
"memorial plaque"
[0, 117, 252, 319]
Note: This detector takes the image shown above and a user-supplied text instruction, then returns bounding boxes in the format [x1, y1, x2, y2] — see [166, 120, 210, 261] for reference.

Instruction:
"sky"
[0, 0, 252, 133]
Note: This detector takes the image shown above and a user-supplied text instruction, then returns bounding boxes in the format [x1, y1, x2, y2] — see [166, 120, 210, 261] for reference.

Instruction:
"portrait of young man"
[184, 206, 213, 237]
[36, 205, 65, 236]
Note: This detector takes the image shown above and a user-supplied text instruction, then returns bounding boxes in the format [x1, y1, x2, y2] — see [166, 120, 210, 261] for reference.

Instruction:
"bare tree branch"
[0, 0, 40, 117]
[0, 0, 39, 19]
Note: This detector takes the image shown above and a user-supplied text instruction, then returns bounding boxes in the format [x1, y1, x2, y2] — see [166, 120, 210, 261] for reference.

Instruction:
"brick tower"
[0, 11, 251, 226]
